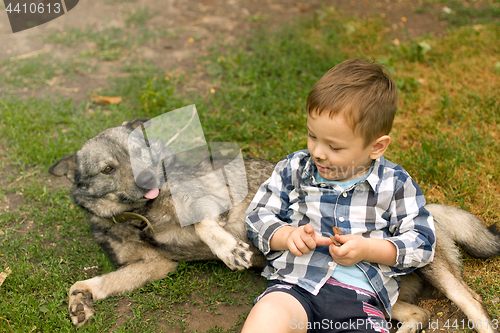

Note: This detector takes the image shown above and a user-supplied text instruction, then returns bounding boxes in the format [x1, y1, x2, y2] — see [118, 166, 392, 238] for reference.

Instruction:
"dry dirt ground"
[0, 0, 473, 332]
[0, 0, 447, 104]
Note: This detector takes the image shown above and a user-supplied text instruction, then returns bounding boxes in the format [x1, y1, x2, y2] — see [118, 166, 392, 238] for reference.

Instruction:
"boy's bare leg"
[242, 292, 308, 333]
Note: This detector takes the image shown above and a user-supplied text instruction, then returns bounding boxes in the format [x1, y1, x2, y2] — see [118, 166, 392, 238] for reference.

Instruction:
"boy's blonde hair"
[306, 58, 398, 147]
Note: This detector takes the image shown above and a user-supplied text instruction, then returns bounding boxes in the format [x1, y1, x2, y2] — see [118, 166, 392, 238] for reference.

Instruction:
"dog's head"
[49, 119, 172, 219]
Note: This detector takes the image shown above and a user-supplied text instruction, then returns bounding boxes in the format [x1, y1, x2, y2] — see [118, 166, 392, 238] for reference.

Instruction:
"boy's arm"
[245, 158, 294, 258]
[271, 225, 332, 256]
[245, 156, 333, 258]
[330, 176, 434, 271]
[329, 235, 397, 266]
[383, 176, 435, 271]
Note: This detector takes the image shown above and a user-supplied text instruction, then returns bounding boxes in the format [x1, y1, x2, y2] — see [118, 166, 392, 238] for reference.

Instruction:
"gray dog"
[49, 119, 500, 332]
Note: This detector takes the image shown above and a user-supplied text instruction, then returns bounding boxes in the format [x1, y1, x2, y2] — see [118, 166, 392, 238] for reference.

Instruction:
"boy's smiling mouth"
[313, 158, 331, 171]
[314, 161, 338, 177]
[316, 164, 331, 172]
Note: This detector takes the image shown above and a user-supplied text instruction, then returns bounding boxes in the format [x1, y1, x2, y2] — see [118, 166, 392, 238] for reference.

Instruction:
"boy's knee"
[243, 292, 308, 333]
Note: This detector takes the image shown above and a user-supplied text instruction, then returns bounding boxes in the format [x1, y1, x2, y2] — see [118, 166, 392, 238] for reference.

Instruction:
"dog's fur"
[49, 120, 500, 332]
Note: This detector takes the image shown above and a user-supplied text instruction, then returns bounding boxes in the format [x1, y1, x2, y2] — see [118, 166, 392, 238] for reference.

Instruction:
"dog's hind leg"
[194, 218, 253, 270]
[69, 256, 178, 327]
[68, 221, 179, 327]
[392, 300, 431, 333]
[391, 273, 430, 333]
[418, 258, 496, 333]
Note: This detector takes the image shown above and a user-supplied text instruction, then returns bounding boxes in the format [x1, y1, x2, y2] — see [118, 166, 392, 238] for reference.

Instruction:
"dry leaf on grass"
[0, 267, 12, 287]
[90, 92, 122, 105]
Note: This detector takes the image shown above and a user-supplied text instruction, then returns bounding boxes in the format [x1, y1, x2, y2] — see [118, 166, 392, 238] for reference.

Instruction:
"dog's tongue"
[144, 188, 159, 199]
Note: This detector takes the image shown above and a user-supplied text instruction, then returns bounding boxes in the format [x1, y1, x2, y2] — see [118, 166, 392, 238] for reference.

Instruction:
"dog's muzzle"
[135, 169, 161, 190]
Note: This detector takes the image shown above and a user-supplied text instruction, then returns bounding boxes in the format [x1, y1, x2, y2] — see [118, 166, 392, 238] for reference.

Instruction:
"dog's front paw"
[69, 289, 94, 327]
[221, 240, 253, 271]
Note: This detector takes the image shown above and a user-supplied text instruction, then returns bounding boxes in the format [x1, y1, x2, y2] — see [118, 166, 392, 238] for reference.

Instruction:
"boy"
[243, 58, 435, 333]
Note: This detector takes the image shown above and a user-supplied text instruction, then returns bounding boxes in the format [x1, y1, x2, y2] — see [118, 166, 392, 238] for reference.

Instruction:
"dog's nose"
[135, 170, 159, 189]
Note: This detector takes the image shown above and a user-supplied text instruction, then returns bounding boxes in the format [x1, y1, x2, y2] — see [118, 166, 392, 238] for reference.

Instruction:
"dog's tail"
[426, 203, 500, 259]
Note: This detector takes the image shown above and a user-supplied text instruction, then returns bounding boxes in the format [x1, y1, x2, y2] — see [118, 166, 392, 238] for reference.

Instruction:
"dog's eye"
[102, 166, 114, 174]
[134, 148, 142, 157]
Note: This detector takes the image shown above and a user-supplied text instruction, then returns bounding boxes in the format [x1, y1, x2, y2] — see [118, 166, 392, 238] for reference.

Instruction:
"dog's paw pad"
[227, 241, 252, 270]
[69, 289, 94, 327]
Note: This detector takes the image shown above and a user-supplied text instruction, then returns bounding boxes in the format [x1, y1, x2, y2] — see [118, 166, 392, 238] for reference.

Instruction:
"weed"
[397, 40, 433, 62]
[245, 14, 269, 23]
[125, 6, 154, 27]
[436, 92, 453, 112]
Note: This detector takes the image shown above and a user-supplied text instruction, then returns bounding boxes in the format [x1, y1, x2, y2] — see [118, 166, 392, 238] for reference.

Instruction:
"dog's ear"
[49, 154, 77, 183]
[122, 118, 150, 130]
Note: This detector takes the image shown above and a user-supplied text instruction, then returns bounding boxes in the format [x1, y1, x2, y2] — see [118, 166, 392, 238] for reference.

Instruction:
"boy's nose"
[311, 145, 327, 161]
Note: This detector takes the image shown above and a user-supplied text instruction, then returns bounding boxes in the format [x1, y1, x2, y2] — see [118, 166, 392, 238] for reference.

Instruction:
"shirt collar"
[365, 157, 384, 195]
[302, 153, 385, 195]
[302, 154, 316, 181]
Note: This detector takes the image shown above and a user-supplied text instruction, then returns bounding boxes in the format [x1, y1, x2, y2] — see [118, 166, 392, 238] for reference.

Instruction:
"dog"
[49, 119, 500, 332]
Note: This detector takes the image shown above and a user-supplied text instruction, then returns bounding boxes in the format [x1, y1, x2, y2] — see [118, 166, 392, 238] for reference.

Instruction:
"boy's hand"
[329, 234, 367, 266]
[329, 234, 397, 267]
[284, 225, 333, 257]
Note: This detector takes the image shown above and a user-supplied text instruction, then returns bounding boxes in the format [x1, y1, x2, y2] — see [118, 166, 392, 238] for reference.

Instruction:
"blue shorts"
[254, 277, 389, 333]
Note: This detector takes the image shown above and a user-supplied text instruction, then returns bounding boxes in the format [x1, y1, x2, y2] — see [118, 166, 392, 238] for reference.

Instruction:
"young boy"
[243, 58, 436, 333]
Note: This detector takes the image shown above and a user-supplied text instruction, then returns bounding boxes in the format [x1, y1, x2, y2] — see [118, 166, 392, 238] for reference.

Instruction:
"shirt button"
[320, 184, 326, 187]
[338, 217, 345, 222]
[342, 192, 348, 197]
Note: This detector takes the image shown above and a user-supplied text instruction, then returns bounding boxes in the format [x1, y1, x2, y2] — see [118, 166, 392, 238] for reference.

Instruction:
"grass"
[42, 14, 172, 62]
[0, 53, 94, 89]
[416, 0, 500, 26]
[1, 2, 500, 332]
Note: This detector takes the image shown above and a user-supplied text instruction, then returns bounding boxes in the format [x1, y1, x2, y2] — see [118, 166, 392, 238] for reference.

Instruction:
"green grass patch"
[417, 0, 500, 26]
[0, 53, 93, 89]
[44, 24, 172, 61]
[125, 6, 155, 27]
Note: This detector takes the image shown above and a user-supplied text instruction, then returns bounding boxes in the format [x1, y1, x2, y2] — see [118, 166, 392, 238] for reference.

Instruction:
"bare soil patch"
[0, 0, 445, 104]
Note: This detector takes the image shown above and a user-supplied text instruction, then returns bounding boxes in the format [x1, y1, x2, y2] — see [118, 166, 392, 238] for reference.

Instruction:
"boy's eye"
[330, 146, 341, 151]
[307, 133, 316, 139]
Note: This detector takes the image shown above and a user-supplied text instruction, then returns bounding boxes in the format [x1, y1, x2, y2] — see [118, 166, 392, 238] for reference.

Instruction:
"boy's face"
[306, 112, 376, 182]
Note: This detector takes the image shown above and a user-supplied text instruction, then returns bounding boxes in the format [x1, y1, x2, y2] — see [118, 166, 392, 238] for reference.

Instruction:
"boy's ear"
[369, 135, 391, 160]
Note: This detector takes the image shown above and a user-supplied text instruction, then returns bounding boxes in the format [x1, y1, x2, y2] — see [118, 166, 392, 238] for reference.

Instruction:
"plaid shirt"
[245, 150, 435, 316]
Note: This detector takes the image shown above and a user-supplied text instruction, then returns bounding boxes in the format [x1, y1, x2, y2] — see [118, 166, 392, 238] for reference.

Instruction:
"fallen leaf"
[0, 267, 12, 288]
[90, 92, 122, 105]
